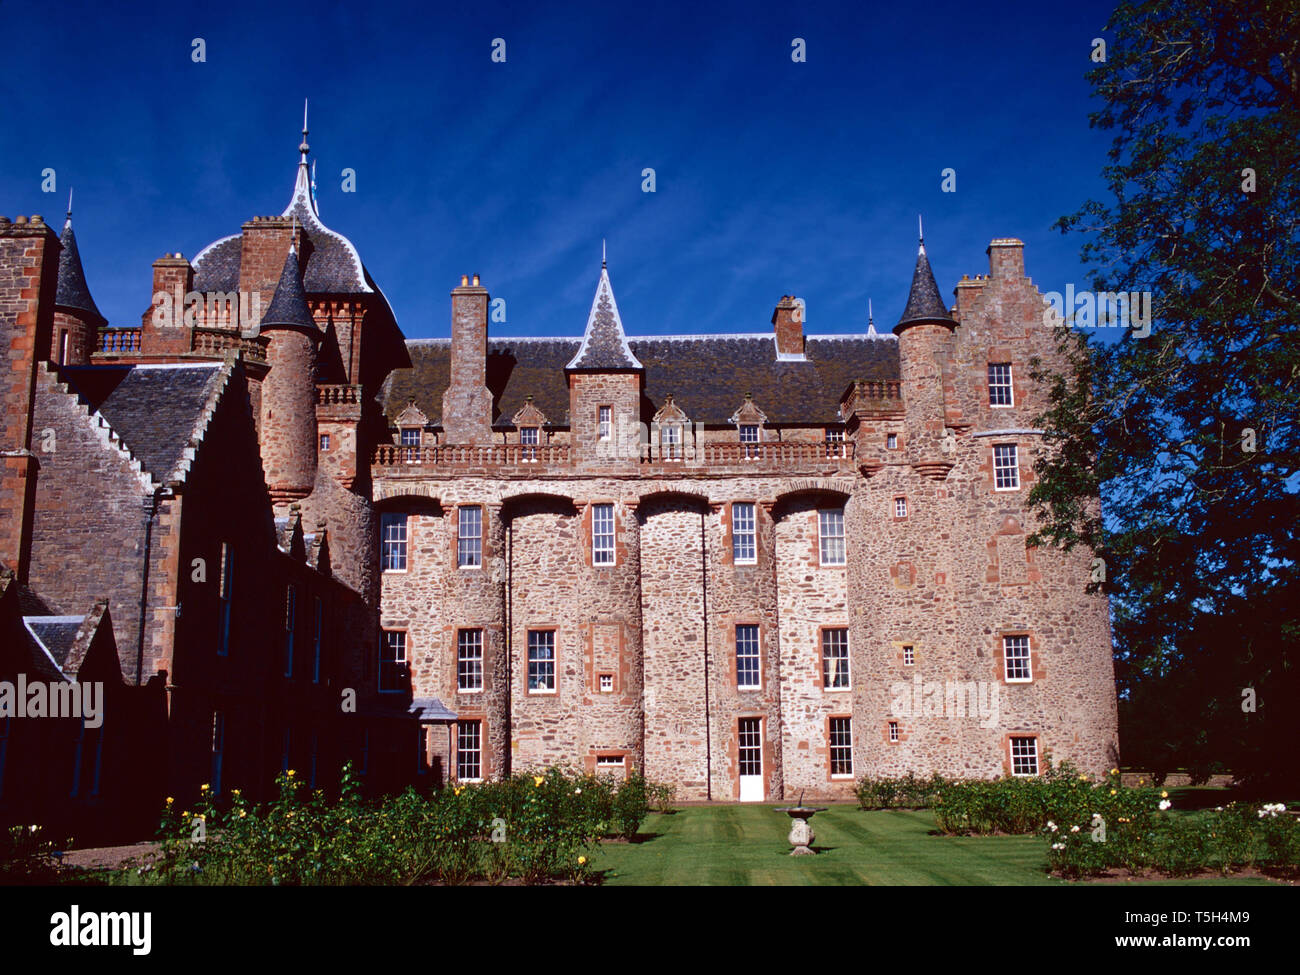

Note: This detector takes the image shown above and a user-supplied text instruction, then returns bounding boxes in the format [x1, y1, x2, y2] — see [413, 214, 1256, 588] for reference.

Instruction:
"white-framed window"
[739, 424, 760, 443]
[217, 542, 233, 657]
[58, 330, 69, 366]
[732, 502, 757, 564]
[458, 506, 483, 568]
[738, 718, 762, 777]
[381, 512, 407, 571]
[458, 629, 483, 692]
[520, 426, 539, 461]
[457, 721, 482, 782]
[661, 423, 682, 460]
[527, 630, 556, 693]
[592, 503, 615, 565]
[400, 427, 421, 447]
[993, 444, 1020, 491]
[819, 508, 846, 565]
[598, 406, 612, 441]
[283, 585, 296, 678]
[902, 644, 915, 667]
[825, 427, 845, 458]
[988, 362, 1014, 407]
[598, 673, 614, 693]
[736, 624, 761, 689]
[312, 597, 323, 683]
[1003, 635, 1032, 682]
[886, 433, 898, 450]
[894, 496, 908, 519]
[319, 433, 330, 451]
[1010, 736, 1039, 776]
[829, 717, 853, 777]
[888, 720, 900, 743]
[822, 628, 850, 689]
[379, 630, 406, 693]
[596, 754, 625, 769]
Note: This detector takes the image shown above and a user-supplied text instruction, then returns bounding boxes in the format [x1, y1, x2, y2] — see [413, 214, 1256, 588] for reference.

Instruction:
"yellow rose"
[578, 856, 587, 865]
[1109, 788, 1117, 795]
[1160, 790, 1168, 798]
[534, 775, 545, 787]
[166, 797, 174, 805]
[288, 769, 296, 777]
[200, 784, 210, 792]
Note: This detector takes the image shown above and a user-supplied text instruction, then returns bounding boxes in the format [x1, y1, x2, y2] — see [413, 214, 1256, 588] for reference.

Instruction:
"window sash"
[889, 721, 900, 743]
[284, 586, 296, 678]
[1003, 636, 1032, 681]
[400, 428, 421, 446]
[732, 503, 757, 563]
[527, 631, 556, 692]
[894, 497, 907, 518]
[592, 504, 616, 564]
[819, 509, 846, 565]
[457, 721, 482, 781]
[458, 629, 484, 692]
[217, 543, 233, 656]
[887, 433, 898, 449]
[988, 363, 1014, 406]
[380, 631, 406, 692]
[1010, 737, 1039, 776]
[598, 406, 612, 441]
[993, 444, 1020, 490]
[829, 717, 853, 776]
[736, 625, 761, 688]
[902, 644, 915, 666]
[821, 628, 850, 689]
[458, 507, 483, 567]
[738, 718, 762, 776]
[381, 513, 408, 571]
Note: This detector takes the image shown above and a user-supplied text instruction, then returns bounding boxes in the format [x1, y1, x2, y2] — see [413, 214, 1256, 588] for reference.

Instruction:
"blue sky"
[1, 0, 1120, 341]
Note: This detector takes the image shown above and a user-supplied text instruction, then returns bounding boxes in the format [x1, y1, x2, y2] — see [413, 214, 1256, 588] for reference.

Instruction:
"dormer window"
[393, 401, 430, 450]
[511, 398, 548, 463]
[520, 426, 539, 462]
[661, 423, 683, 460]
[729, 394, 768, 459]
[400, 428, 421, 447]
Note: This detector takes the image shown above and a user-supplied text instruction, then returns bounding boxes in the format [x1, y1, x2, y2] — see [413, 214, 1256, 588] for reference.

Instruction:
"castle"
[0, 123, 1118, 835]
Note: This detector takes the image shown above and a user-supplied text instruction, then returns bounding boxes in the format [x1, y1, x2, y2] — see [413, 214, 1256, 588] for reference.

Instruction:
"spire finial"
[602, 238, 607, 268]
[66, 188, 74, 225]
[918, 214, 926, 254]
[290, 214, 298, 255]
[299, 99, 310, 159]
[868, 298, 874, 325]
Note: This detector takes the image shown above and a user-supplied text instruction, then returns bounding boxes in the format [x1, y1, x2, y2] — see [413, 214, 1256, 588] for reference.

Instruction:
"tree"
[1030, 0, 1300, 792]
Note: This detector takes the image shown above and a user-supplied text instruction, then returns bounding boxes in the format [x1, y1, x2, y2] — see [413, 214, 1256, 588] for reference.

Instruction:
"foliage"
[0, 824, 70, 884]
[1030, 0, 1300, 792]
[854, 771, 945, 810]
[126, 763, 664, 886]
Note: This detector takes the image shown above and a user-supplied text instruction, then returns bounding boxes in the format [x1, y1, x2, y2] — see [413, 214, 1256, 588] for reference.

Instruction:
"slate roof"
[385, 332, 898, 428]
[23, 616, 84, 676]
[261, 246, 317, 331]
[191, 158, 373, 295]
[566, 265, 642, 370]
[55, 219, 105, 324]
[57, 363, 226, 482]
[895, 242, 957, 331]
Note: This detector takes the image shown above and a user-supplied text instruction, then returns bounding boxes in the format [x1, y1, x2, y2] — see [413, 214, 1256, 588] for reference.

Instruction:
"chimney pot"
[472, 273, 480, 286]
[461, 274, 469, 287]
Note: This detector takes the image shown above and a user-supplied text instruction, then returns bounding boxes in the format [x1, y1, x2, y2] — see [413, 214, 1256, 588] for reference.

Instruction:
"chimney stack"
[442, 274, 492, 443]
[772, 295, 804, 357]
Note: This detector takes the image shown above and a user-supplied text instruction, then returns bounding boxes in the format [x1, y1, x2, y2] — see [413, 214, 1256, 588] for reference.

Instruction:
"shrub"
[647, 781, 677, 814]
[612, 771, 650, 840]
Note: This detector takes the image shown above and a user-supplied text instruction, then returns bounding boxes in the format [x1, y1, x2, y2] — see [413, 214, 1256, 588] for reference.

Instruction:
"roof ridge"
[164, 353, 239, 486]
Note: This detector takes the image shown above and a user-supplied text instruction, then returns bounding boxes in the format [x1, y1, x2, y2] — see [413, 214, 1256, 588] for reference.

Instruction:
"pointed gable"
[566, 263, 643, 371]
[511, 396, 547, 428]
[395, 400, 429, 428]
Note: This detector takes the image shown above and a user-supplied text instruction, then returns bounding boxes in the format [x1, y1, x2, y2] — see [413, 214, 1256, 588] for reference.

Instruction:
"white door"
[738, 717, 764, 801]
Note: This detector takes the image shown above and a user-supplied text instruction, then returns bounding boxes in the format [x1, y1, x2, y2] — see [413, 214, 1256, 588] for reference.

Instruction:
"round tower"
[893, 223, 958, 469]
[52, 200, 106, 365]
[258, 242, 320, 505]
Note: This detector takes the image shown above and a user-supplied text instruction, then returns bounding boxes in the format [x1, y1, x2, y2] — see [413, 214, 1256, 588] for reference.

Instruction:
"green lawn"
[591, 804, 1281, 885]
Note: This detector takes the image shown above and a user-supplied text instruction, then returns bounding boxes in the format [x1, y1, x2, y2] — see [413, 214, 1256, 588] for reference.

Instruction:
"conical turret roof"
[55, 218, 105, 325]
[895, 236, 956, 333]
[260, 245, 317, 332]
